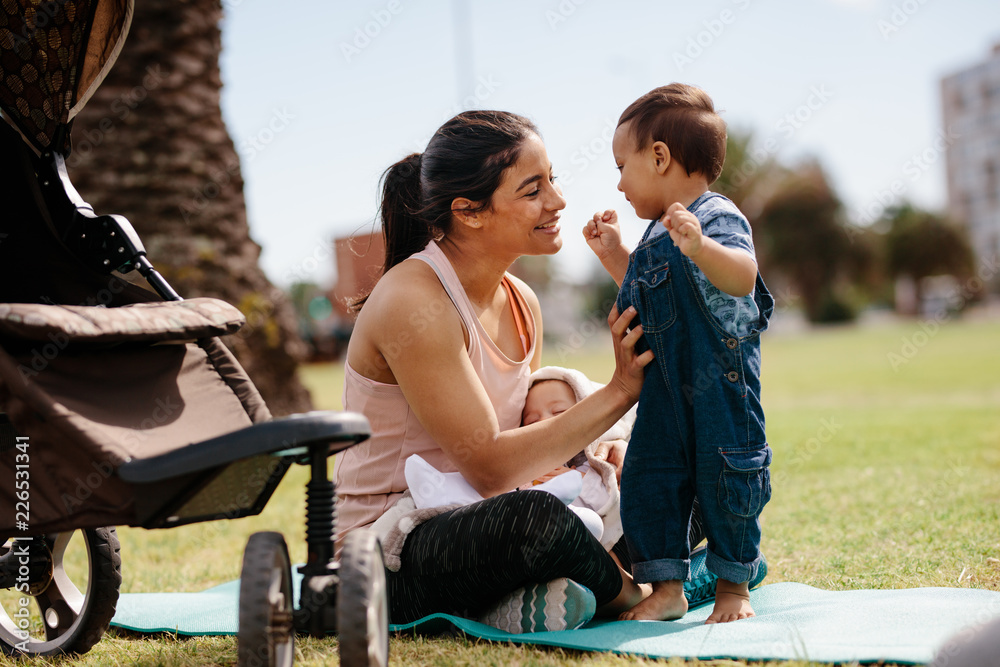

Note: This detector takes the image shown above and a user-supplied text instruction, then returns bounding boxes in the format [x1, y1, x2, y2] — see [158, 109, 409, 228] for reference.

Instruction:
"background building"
[942, 43, 1000, 267]
[330, 232, 385, 318]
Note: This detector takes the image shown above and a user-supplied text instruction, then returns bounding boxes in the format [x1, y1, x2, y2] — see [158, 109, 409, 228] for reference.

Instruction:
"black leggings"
[387, 489, 621, 624]
[386, 490, 707, 624]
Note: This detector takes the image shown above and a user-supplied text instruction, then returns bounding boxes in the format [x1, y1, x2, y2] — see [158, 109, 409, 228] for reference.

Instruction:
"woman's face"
[475, 133, 567, 256]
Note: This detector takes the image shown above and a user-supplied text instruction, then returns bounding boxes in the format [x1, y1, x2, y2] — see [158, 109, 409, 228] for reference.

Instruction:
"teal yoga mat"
[111, 581, 1000, 663]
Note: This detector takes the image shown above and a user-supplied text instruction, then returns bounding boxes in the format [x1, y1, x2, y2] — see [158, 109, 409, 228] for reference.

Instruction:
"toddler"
[584, 83, 774, 624]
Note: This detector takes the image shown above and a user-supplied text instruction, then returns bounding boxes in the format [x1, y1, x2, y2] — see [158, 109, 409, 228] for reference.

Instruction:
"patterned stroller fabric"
[0, 0, 132, 154]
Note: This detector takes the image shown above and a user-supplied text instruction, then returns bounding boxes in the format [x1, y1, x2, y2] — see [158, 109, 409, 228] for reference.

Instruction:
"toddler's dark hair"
[618, 83, 727, 184]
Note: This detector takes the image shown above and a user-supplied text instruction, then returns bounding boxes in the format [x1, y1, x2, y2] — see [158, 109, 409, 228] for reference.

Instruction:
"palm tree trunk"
[69, 0, 311, 416]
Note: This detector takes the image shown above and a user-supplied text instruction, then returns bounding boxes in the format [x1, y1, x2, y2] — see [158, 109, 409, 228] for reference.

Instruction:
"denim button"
[726, 371, 739, 382]
[726, 338, 738, 349]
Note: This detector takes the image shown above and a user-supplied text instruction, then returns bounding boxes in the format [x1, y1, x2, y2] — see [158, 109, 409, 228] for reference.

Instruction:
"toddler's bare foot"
[619, 580, 687, 621]
[705, 579, 754, 624]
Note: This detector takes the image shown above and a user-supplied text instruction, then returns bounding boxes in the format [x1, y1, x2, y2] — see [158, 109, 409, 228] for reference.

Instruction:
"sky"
[216, 0, 1000, 289]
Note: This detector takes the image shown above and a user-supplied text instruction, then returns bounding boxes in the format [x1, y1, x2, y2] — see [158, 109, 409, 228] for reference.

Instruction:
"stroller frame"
[0, 20, 389, 667]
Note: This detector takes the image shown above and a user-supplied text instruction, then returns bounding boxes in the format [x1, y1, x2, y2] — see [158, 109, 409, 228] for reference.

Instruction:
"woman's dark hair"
[351, 110, 539, 310]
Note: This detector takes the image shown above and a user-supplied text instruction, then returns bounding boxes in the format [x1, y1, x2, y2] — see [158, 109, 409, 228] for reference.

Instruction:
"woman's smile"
[535, 214, 561, 234]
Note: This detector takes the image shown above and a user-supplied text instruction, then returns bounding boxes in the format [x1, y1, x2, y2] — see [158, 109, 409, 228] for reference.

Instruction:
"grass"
[3, 316, 999, 666]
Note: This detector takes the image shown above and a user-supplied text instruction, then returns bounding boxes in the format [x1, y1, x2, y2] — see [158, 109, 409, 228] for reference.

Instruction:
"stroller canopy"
[0, 0, 132, 155]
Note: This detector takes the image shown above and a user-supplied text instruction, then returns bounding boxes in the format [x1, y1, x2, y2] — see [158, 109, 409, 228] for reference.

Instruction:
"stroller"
[0, 1, 389, 665]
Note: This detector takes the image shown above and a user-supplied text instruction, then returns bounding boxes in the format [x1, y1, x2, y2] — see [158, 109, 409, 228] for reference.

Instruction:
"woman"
[334, 110, 654, 630]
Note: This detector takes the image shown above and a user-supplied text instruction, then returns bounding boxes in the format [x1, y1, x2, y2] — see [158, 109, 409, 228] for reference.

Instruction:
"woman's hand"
[606, 305, 654, 406]
[593, 439, 627, 485]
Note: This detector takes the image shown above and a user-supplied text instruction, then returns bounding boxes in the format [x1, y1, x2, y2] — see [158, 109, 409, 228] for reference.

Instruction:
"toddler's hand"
[662, 202, 704, 257]
[583, 210, 622, 261]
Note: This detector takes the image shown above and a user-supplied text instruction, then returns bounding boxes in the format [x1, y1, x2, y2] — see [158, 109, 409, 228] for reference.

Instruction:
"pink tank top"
[333, 240, 536, 535]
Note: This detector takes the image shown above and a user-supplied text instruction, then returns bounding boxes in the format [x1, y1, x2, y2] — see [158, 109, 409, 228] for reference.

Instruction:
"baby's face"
[521, 380, 577, 426]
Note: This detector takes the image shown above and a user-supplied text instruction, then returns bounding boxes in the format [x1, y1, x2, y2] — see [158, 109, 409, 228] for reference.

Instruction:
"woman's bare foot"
[618, 580, 687, 621]
[598, 562, 652, 615]
[705, 579, 754, 624]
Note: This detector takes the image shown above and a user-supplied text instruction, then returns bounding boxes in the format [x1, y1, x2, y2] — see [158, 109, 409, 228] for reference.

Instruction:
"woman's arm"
[357, 262, 651, 498]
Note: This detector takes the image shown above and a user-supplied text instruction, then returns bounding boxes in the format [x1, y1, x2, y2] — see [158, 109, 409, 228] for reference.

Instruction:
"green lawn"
[4, 316, 999, 666]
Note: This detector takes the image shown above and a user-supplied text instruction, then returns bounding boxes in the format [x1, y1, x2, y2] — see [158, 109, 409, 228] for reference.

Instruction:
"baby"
[405, 365, 633, 549]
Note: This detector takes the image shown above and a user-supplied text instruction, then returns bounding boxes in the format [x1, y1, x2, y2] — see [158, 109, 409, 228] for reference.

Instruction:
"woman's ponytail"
[380, 152, 430, 277]
[350, 152, 427, 311]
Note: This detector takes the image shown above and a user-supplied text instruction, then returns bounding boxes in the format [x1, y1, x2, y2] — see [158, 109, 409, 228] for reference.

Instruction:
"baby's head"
[613, 84, 727, 218]
[521, 379, 578, 426]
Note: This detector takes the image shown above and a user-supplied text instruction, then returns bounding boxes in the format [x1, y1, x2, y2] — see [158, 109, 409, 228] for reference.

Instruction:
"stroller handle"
[36, 150, 181, 302]
[117, 411, 371, 484]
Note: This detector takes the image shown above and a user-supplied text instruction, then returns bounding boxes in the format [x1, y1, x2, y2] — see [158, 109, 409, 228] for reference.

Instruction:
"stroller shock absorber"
[305, 451, 336, 572]
[293, 444, 341, 637]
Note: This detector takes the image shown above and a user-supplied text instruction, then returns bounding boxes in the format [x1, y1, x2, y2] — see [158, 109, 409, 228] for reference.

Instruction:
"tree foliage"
[884, 204, 975, 282]
[715, 130, 786, 221]
[754, 161, 870, 323]
[881, 203, 976, 315]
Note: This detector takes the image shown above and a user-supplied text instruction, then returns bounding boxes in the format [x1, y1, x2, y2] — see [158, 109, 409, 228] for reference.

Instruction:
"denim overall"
[616, 195, 775, 585]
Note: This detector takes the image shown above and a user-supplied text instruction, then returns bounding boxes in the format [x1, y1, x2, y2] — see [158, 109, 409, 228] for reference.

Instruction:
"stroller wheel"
[238, 532, 294, 667]
[0, 527, 122, 656]
[337, 528, 389, 667]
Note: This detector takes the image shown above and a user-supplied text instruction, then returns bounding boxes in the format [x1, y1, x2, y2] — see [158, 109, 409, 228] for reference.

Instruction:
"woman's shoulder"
[348, 256, 469, 384]
[370, 258, 445, 305]
[359, 258, 462, 334]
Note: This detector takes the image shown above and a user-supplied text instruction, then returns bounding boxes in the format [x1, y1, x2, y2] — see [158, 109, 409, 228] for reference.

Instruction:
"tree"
[69, 0, 311, 415]
[714, 129, 787, 222]
[883, 204, 975, 314]
[754, 160, 869, 323]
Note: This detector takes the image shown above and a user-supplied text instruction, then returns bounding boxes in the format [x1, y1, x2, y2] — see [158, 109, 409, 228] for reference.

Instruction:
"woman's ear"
[452, 197, 483, 229]
[651, 141, 671, 175]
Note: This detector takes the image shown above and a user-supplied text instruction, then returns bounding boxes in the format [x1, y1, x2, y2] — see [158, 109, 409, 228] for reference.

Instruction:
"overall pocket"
[718, 445, 772, 518]
[636, 260, 675, 333]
